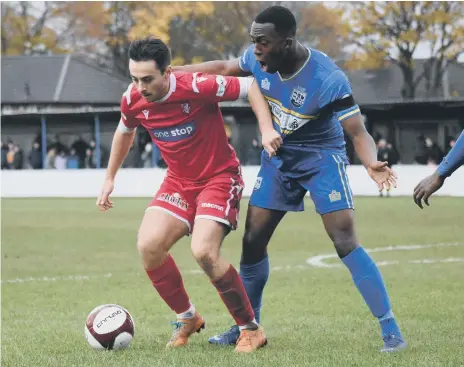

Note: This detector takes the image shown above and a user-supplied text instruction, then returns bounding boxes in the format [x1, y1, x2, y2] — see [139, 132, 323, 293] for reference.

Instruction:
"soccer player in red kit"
[96, 37, 271, 353]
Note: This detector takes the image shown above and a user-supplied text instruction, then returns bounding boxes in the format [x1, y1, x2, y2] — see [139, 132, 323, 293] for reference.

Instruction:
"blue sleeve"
[238, 44, 255, 73]
[437, 130, 464, 177]
[318, 69, 361, 122]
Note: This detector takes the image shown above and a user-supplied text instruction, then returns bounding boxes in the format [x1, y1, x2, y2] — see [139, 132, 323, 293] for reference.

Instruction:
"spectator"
[48, 134, 67, 155]
[1, 142, 9, 169]
[246, 137, 262, 165]
[12, 145, 24, 169]
[414, 135, 428, 164]
[55, 151, 67, 169]
[141, 142, 153, 168]
[84, 148, 95, 168]
[424, 137, 443, 165]
[46, 148, 57, 169]
[28, 142, 42, 169]
[6, 141, 15, 168]
[67, 149, 80, 169]
[445, 137, 456, 155]
[377, 139, 399, 168]
[71, 135, 89, 168]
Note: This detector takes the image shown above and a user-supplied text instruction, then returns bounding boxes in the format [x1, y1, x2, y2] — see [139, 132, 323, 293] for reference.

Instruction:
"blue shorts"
[249, 151, 355, 215]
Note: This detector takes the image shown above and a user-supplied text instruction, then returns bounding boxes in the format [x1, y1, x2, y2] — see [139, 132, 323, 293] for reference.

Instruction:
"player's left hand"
[367, 161, 398, 192]
[413, 171, 445, 209]
[97, 179, 115, 212]
[262, 129, 283, 157]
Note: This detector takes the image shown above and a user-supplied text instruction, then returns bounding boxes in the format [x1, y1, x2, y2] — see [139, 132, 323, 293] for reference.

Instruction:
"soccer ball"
[84, 304, 135, 350]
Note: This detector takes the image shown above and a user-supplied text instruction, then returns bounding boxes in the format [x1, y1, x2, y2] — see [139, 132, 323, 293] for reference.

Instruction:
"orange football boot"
[235, 325, 267, 353]
[166, 311, 205, 347]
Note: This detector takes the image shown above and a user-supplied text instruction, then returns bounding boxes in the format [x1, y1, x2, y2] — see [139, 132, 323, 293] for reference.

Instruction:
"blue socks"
[342, 247, 401, 337]
[239, 255, 270, 324]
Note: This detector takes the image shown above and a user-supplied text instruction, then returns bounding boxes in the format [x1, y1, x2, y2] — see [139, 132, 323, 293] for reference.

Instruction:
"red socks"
[146, 257, 254, 326]
[145, 255, 190, 314]
[211, 265, 255, 326]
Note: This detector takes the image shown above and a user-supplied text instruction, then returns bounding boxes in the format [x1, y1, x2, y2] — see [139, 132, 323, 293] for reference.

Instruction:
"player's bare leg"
[208, 206, 285, 346]
[322, 209, 406, 352]
[191, 218, 267, 353]
[137, 208, 205, 348]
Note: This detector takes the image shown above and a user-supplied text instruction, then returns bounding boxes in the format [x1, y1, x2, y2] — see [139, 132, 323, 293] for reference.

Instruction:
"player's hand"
[262, 129, 283, 157]
[97, 179, 115, 212]
[413, 171, 445, 209]
[367, 161, 398, 192]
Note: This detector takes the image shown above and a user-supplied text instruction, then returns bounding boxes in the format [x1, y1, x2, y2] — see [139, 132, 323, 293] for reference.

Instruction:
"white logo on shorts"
[201, 203, 224, 212]
[254, 177, 262, 190]
[328, 190, 341, 202]
[157, 192, 189, 211]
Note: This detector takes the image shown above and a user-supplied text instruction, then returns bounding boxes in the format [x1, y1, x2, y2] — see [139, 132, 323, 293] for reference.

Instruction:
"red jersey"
[119, 72, 251, 181]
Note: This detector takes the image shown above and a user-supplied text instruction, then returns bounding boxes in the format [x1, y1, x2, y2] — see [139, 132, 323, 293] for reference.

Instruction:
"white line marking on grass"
[5, 243, 462, 284]
[306, 243, 464, 268]
[1, 273, 112, 284]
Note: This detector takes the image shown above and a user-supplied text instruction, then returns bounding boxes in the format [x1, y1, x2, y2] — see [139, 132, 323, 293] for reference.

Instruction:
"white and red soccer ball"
[85, 304, 135, 350]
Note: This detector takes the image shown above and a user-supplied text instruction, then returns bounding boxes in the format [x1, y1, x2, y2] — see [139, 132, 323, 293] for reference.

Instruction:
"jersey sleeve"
[188, 73, 253, 102]
[238, 44, 255, 73]
[118, 84, 140, 133]
[437, 130, 464, 177]
[318, 70, 361, 122]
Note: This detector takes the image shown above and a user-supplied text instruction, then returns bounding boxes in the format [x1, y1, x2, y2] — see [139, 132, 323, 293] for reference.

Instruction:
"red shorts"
[147, 173, 244, 233]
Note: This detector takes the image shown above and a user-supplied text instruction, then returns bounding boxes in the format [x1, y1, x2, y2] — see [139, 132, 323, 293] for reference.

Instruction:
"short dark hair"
[128, 37, 171, 73]
[255, 6, 296, 37]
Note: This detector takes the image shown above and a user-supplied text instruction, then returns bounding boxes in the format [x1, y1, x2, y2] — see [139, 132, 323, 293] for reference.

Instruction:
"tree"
[298, 3, 349, 61]
[1, 2, 64, 55]
[127, 2, 346, 64]
[342, 2, 464, 99]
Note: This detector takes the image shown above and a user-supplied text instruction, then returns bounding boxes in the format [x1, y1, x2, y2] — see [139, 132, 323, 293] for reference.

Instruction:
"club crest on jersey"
[254, 177, 262, 190]
[181, 103, 191, 115]
[142, 109, 149, 119]
[290, 86, 307, 108]
[261, 78, 270, 91]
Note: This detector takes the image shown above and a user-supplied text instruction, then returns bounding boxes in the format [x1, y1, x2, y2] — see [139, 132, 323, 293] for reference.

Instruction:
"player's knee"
[136, 234, 167, 265]
[241, 229, 268, 264]
[191, 245, 219, 268]
[331, 227, 358, 258]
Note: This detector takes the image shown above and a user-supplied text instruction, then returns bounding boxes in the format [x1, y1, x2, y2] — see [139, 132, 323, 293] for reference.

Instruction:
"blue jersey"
[240, 45, 360, 214]
[239, 45, 360, 152]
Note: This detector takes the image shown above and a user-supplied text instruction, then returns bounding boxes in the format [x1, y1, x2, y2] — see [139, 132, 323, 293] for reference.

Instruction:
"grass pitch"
[2, 197, 463, 367]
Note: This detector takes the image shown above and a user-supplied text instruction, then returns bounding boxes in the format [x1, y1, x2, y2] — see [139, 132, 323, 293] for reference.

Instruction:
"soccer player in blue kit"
[176, 5, 406, 352]
[414, 130, 464, 208]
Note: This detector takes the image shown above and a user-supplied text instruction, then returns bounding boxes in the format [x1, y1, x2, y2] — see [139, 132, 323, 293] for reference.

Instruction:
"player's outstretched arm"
[173, 58, 250, 77]
[342, 114, 397, 192]
[96, 127, 135, 212]
[413, 130, 464, 209]
[248, 81, 282, 157]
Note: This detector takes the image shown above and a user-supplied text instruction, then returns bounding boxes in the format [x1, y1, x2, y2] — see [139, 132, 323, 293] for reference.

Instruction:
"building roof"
[1, 54, 128, 104]
[345, 60, 464, 104]
[2, 54, 463, 107]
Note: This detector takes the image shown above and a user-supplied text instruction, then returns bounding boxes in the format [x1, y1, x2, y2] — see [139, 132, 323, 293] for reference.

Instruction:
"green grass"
[2, 197, 464, 367]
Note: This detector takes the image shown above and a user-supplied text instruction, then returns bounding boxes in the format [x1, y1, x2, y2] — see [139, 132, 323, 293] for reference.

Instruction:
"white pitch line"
[306, 243, 464, 268]
[1, 273, 112, 284]
[3, 243, 462, 284]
